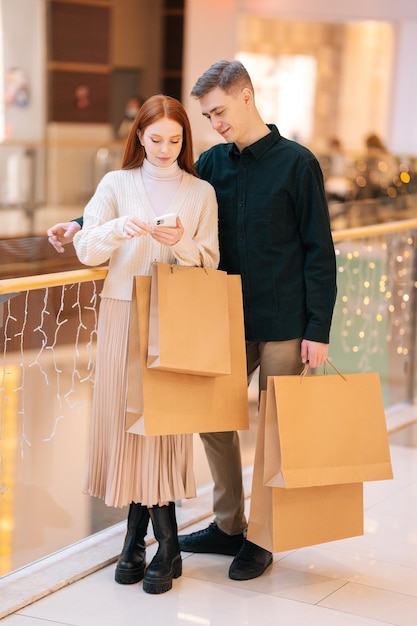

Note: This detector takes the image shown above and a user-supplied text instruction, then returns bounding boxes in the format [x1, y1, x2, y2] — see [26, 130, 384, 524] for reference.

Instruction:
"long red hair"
[121, 94, 197, 176]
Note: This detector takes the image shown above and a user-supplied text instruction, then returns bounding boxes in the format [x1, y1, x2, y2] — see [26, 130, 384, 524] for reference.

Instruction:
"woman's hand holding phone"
[152, 214, 183, 246]
[152, 212, 177, 227]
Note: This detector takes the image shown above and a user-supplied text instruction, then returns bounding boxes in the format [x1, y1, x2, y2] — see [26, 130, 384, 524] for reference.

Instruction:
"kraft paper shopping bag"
[263, 364, 393, 489]
[247, 392, 364, 553]
[147, 263, 231, 376]
[125, 274, 249, 436]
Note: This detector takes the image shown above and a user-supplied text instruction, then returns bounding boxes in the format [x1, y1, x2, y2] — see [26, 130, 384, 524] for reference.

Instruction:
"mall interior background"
[1, 0, 417, 583]
[2, 0, 417, 215]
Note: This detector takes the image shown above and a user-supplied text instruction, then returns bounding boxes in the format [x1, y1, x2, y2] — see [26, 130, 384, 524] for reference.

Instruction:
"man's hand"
[47, 221, 81, 253]
[301, 339, 329, 369]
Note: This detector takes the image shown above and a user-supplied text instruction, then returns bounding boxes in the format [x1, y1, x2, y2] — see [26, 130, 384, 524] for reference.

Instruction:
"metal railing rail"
[0, 267, 108, 294]
[332, 217, 417, 241]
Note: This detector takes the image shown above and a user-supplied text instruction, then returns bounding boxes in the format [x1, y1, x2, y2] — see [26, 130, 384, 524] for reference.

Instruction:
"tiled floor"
[1, 421, 417, 626]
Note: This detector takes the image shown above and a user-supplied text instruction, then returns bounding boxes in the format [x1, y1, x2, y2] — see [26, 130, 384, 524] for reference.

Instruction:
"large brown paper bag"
[125, 274, 249, 436]
[263, 366, 393, 489]
[247, 392, 364, 553]
[147, 263, 231, 376]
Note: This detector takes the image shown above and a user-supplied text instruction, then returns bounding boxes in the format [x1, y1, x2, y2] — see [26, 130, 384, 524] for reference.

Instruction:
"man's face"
[199, 86, 247, 145]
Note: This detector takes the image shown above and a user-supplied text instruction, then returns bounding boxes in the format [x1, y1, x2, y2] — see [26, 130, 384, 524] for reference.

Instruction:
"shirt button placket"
[237, 156, 250, 302]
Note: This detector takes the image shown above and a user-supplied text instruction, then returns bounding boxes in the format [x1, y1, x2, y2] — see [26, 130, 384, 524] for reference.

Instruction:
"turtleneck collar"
[142, 158, 182, 180]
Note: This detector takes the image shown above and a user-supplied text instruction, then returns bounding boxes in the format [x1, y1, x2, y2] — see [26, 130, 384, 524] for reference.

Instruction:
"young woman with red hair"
[73, 94, 219, 594]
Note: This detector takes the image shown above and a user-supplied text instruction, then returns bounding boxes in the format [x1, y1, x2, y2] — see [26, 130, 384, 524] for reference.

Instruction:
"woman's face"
[138, 117, 183, 168]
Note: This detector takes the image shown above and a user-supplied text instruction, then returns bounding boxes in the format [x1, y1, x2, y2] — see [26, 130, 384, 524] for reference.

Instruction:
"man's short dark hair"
[191, 59, 254, 99]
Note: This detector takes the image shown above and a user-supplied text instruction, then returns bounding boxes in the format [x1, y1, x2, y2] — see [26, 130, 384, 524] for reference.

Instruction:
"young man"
[47, 60, 337, 582]
[177, 60, 337, 581]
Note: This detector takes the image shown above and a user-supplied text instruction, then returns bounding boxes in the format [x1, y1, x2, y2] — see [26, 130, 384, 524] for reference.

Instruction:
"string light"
[331, 231, 417, 393]
[0, 282, 99, 453]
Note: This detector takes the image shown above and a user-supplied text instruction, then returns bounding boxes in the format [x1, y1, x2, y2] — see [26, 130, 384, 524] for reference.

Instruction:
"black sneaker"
[229, 539, 273, 580]
[178, 522, 244, 556]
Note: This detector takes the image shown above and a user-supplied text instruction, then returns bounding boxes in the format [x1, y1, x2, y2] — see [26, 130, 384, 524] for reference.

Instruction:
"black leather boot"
[143, 502, 182, 594]
[115, 502, 149, 584]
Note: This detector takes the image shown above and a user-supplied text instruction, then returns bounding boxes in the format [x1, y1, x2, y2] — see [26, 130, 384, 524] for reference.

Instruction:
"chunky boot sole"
[142, 555, 182, 594]
[115, 562, 146, 585]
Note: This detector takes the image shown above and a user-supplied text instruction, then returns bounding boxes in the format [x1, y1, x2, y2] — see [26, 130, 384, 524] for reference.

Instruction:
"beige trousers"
[199, 338, 302, 535]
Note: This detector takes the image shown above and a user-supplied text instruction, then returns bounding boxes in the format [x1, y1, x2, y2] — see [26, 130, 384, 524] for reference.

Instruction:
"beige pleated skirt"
[83, 297, 196, 508]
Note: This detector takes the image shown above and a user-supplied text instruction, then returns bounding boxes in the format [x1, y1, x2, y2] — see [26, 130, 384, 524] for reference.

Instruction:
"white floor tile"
[319, 581, 417, 626]
[5, 571, 393, 626]
[281, 546, 417, 596]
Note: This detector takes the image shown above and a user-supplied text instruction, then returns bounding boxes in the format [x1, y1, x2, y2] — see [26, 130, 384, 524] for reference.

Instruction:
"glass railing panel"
[0, 270, 119, 577]
[331, 220, 417, 406]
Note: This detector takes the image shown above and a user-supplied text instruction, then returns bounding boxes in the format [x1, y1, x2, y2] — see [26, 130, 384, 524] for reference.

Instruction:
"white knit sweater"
[73, 163, 219, 301]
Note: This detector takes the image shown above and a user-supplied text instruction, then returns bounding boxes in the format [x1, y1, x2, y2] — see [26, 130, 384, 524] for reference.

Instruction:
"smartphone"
[152, 213, 177, 227]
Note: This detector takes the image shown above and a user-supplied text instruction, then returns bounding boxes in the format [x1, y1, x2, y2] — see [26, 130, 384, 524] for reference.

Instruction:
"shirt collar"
[229, 124, 281, 159]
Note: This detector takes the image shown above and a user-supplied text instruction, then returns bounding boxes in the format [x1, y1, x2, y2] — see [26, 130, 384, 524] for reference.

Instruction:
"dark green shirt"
[195, 125, 337, 343]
